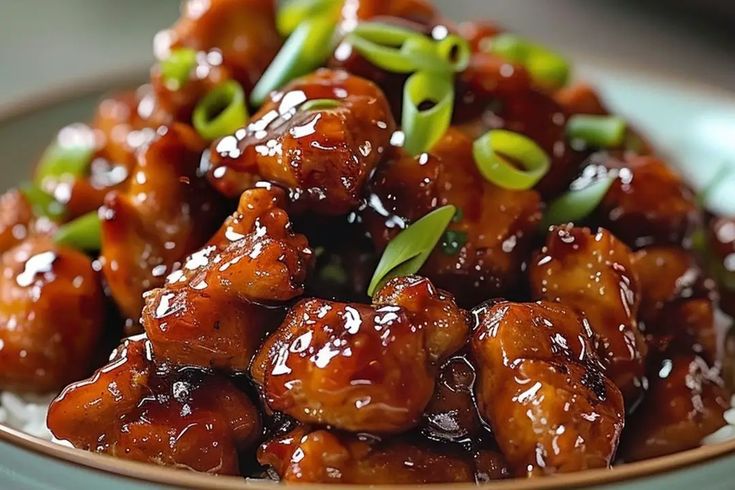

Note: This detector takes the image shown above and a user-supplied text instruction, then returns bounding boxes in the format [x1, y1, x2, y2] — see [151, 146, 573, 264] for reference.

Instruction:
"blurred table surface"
[0, 0, 733, 113]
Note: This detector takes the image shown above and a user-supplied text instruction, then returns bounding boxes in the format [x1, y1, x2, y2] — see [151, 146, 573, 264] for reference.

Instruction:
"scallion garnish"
[436, 34, 471, 73]
[35, 132, 95, 185]
[542, 175, 615, 228]
[250, 14, 338, 107]
[473, 130, 550, 190]
[301, 98, 342, 112]
[486, 33, 569, 89]
[367, 204, 456, 296]
[160, 48, 197, 91]
[277, 0, 341, 37]
[54, 211, 102, 251]
[19, 183, 65, 221]
[566, 115, 626, 149]
[193, 80, 248, 141]
[402, 71, 454, 156]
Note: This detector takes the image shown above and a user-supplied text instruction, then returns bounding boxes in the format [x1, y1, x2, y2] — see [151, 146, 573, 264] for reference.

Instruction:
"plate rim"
[0, 66, 734, 488]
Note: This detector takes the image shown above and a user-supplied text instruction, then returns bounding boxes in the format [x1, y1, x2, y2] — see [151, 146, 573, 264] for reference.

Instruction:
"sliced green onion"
[436, 34, 471, 73]
[160, 48, 197, 91]
[542, 176, 615, 228]
[35, 134, 95, 185]
[19, 183, 65, 221]
[473, 130, 550, 190]
[367, 204, 456, 296]
[566, 115, 627, 149]
[486, 33, 569, 89]
[348, 22, 470, 74]
[301, 98, 342, 111]
[441, 230, 467, 255]
[402, 71, 454, 156]
[193, 80, 248, 141]
[277, 0, 342, 37]
[54, 211, 101, 251]
[251, 14, 338, 107]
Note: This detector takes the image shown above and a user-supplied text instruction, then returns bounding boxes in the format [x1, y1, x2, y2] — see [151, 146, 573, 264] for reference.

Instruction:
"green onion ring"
[542, 175, 616, 228]
[402, 71, 454, 156]
[473, 130, 550, 190]
[367, 204, 456, 297]
[251, 13, 338, 107]
[277, 0, 341, 37]
[487, 33, 570, 89]
[301, 98, 342, 111]
[566, 114, 627, 149]
[160, 48, 197, 91]
[436, 34, 471, 72]
[193, 80, 248, 141]
[54, 211, 102, 251]
[34, 134, 95, 185]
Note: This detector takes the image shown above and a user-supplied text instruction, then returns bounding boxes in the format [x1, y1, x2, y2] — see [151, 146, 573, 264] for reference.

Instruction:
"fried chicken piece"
[471, 300, 625, 476]
[207, 69, 395, 214]
[151, 0, 280, 122]
[633, 246, 718, 360]
[620, 354, 728, 462]
[363, 128, 541, 307]
[339, 0, 439, 29]
[142, 186, 312, 372]
[0, 237, 105, 393]
[252, 275, 469, 433]
[100, 123, 226, 322]
[257, 427, 478, 484]
[530, 226, 646, 405]
[0, 189, 35, 253]
[588, 152, 699, 248]
[47, 336, 261, 474]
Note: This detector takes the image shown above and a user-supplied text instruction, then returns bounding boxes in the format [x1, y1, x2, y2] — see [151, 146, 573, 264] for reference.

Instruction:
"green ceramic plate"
[0, 63, 733, 489]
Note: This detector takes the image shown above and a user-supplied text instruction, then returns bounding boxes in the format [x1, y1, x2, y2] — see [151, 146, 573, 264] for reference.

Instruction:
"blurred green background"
[0, 0, 733, 112]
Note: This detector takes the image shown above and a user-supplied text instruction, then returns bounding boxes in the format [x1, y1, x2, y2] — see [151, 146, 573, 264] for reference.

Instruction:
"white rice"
[702, 395, 735, 445]
[0, 391, 56, 441]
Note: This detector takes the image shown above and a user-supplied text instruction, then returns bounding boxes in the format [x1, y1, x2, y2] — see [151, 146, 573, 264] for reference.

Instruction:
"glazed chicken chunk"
[0, 237, 105, 393]
[530, 225, 647, 405]
[142, 186, 313, 372]
[207, 69, 396, 214]
[47, 336, 261, 474]
[471, 300, 625, 476]
[257, 426, 500, 484]
[252, 275, 469, 433]
[100, 123, 226, 322]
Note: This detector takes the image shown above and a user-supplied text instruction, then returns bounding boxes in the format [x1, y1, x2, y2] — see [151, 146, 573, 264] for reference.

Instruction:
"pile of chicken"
[0, 0, 732, 483]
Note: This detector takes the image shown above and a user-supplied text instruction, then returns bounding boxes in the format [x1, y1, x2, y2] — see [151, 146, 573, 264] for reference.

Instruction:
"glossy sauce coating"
[363, 128, 541, 306]
[257, 426, 488, 484]
[471, 300, 625, 476]
[100, 123, 226, 322]
[47, 336, 261, 474]
[142, 186, 312, 372]
[620, 354, 727, 462]
[590, 152, 700, 249]
[151, 0, 280, 122]
[530, 226, 646, 405]
[208, 69, 395, 214]
[0, 189, 36, 254]
[253, 275, 468, 433]
[0, 237, 105, 393]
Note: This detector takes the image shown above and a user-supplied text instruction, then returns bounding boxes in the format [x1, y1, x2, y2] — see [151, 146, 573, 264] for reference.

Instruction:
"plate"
[0, 64, 734, 489]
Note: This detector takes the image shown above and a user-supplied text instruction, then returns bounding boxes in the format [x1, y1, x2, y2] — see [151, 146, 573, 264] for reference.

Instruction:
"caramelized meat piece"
[621, 354, 728, 462]
[253, 275, 469, 433]
[101, 124, 225, 322]
[47, 336, 261, 474]
[706, 216, 735, 318]
[142, 186, 312, 372]
[471, 300, 624, 476]
[590, 152, 699, 248]
[422, 354, 484, 444]
[208, 69, 395, 214]
[0, 189, 35, 253]
[258, 427, 477, 484]
[530, 226, 646, 405]
[339, 0, 439, 29]
[554, 83, 608, 116]
[0, 237, 105, 393]
[151, 0, 280, 121]
[363, 129, 541, 306]
[634, 246, 718, 359]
